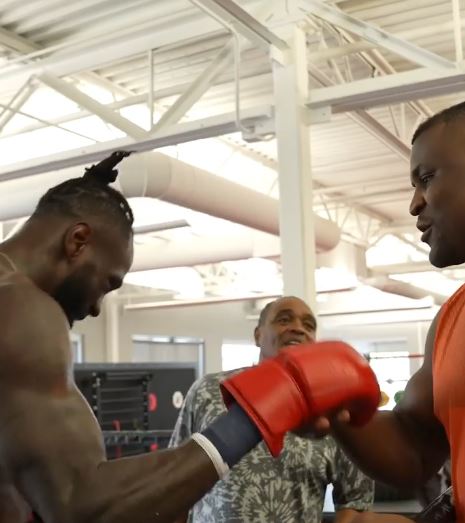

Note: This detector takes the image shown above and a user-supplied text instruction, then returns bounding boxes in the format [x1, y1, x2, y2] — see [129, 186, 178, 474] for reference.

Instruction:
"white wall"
[118, 301, 256, 373]
[72, 309, 107, 361]
[72, 297, 434, 374]
[72, 300, 258, 373]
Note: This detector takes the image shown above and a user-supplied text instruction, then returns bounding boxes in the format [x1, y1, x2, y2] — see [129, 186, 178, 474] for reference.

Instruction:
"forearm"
[351, 512, 415, 523]
[333, 411, 445, 489]
[335, 509, 360, 523]
[76, 440, 217, 523]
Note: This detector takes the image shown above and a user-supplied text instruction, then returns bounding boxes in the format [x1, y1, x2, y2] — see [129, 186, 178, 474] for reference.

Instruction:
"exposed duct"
[131, 233, 444, 312]
[0, 151, 341, 255]
[364, 275, 447, 306]
[0, 156, 440, 307]
[117, 153, 340, 252]
[132, 232, 280, 272]
[315, 242, 445, 305]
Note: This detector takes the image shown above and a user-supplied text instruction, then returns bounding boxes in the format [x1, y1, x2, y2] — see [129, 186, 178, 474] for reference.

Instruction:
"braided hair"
[32, 151, 134, 237]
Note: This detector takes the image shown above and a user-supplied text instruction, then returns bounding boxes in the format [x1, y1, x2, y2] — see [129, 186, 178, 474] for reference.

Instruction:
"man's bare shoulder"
[0, 273, 65, 324]
[0, 274, 70, 380]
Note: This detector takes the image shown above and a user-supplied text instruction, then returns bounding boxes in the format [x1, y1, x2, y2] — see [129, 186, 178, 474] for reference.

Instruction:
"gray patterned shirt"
[169, 370, 374, 523]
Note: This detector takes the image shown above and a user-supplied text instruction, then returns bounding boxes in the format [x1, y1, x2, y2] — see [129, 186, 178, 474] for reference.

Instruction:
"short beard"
[52, 267, 92, 326]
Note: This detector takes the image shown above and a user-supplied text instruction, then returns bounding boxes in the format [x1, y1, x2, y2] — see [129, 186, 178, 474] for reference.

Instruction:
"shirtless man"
[0, 151, 379, 523]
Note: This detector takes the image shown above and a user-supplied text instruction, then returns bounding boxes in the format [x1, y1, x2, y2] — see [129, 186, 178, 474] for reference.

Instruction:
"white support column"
[148, 48, 154, 131]
[104, 295, 121, 362]
[452, 0, 464, 63]
[272, 24, 317, 311]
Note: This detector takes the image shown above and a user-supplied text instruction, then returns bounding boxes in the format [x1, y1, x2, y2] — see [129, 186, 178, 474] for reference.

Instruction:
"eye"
[304, 322, 315, 331]
[278, 316, 291, 324]
[419, 170, 435, 185]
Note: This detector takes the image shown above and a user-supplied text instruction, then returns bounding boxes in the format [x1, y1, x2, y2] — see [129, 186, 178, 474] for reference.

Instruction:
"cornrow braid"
[33, 151, 134, 236]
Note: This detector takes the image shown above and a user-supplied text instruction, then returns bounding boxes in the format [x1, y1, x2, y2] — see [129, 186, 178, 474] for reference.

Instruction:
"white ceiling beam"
[0, 15, 226, 95]
[369, 261, 440, 275]
[38, 73, 148, 141]
[191, 0, 288, 52]
[314, 176, 407, 196]
[300, 0, 456, 70]
[124, 293, 281, 311]
[0, 79, 36, 133]
[307, 67, 465, 112]
[153, 0, 279, 133]
[0, 92, 148, 139]
[0, 72, 275, 139]
[0, 26, 38, 54]
[100, 33, 230, 76]
[308, 65, 411, 161]
[0, 104, 274, 181]
[153, 40, 235, 132]
[0, 24, 135, 99]
[309, 18, 465, 63]
[11, 0, 110, 34]
[348, 111, 410, 161]
[321, 22, 434, 120]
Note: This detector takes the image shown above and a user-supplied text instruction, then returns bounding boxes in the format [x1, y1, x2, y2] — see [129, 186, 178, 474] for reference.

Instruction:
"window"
[132, 335, 205, 377]
[222, 343, 259, 371]
[369, 351, 415, 410]
[70, 332, 84, 363]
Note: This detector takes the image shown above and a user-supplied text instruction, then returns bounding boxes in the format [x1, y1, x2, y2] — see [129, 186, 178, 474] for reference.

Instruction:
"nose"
[287, 319, 306, 335]
[289, 318, 316, 342]
[409, 186, 426, 217]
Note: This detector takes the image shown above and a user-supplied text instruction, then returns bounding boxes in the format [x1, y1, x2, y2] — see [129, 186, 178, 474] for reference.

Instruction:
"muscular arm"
[169, 386, 199, 523]
[335, 509, 364, 523]
[0, 285, 218, 523]
[333, 313, 449, 488]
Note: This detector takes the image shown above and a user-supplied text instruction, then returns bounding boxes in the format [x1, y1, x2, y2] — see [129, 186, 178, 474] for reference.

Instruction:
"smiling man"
[170, 296, 374, 523]
[318, 103, 465, 523]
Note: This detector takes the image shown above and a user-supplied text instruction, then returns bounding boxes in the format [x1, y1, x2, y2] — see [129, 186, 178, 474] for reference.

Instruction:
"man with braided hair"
[0, 151, 381, 523]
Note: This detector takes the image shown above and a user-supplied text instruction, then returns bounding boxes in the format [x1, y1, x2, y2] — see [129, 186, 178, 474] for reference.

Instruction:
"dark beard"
[52, 271, 90, 326]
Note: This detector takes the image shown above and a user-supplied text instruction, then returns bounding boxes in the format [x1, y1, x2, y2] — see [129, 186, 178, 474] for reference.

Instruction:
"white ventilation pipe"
[118, 153, 340, 252]
[132, 231, 281, 272]
[364, 276, 447, 306]
[0, 152, 340, 252]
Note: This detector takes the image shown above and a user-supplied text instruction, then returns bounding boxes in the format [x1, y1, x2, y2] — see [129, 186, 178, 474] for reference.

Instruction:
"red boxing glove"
[220, 341, 380, 457]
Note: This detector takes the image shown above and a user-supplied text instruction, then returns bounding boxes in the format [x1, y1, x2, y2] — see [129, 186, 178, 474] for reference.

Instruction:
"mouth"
[420, 226, 432, 244]
[416, 220, 432, 244]
[282, 340, 304, 347]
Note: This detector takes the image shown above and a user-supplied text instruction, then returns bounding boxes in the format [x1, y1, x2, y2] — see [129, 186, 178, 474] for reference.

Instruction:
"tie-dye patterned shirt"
[169, 370, 374, 523]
